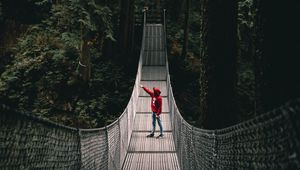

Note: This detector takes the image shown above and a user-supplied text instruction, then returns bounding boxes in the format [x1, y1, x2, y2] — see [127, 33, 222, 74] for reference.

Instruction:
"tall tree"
[79, 28, 91, 83]
[76, 0, 113, 83]
[118, 0, 135, 62]
[165, 0, 185, 22]
[182, 0, 190, 58]
[253, 0, 300, 114]
[253, 0, 270, 114]
[199, 0, 238, 129]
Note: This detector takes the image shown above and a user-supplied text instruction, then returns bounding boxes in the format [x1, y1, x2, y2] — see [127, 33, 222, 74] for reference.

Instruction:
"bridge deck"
[122, 24, 180, 170]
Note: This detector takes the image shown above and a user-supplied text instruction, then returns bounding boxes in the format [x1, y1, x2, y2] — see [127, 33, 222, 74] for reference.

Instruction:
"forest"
[0, 0, 299, 130]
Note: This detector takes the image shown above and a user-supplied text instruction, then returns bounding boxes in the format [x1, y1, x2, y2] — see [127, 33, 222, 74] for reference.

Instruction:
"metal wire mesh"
[0, 11, 146, 170]
[80, 129, 108, 170]
[0, 54, 142, 170]
[0, 109, 80, 170]
[107, 121, 120, 170]
[167, 78, 300, 169]
[1, 11, 299, 170]
[119, 111, 128, 168]
[161, 7, 300, 168]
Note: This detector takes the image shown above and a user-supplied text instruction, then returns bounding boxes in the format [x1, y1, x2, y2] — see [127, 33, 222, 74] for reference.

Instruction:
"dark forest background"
[0, 0, 299, 129]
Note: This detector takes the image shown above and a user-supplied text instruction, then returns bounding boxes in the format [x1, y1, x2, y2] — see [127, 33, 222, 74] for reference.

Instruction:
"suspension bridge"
[1, 11, 300, 170]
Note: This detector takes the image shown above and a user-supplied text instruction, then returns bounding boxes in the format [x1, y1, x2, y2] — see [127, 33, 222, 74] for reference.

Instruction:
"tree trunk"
[182, 0, 190, 59]
[119, 0, 129, 53]
[128, 0, 135, 55]
[199, 0, 238, 129]
[79, 28, 91, 83]
[118, 0, 135, 63]
[253, 0, 269, 114]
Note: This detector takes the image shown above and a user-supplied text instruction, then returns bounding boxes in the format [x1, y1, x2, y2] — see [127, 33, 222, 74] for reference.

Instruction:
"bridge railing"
[0, 11, 147, 170]
[163, 10, 300, 169]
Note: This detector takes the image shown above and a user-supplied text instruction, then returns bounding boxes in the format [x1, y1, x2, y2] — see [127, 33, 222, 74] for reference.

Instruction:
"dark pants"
[151, 112, 163, 135]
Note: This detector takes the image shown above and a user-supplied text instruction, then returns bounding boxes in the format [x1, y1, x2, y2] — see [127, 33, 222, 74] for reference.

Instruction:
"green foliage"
[236, 0, 256, 119]
[166, 0, 200, 58]
[167, 0, 257, 126]
[169, 58, 201, 126]
[165, 0, 201, 126]
[29, 0, 51, 6]
[189, 11, 200, 56]
[237, 67, 255, 120]
[1, 0, 51, 24]
[238, 0, 255, 43]
[0, 0, 132, 128]
[238, 0, 254, 27]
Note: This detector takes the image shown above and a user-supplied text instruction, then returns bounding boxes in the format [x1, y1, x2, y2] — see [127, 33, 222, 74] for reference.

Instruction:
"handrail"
[0, 10, 148, 170]
[162, 9, 300, 169]
[1, 8, 299, 170]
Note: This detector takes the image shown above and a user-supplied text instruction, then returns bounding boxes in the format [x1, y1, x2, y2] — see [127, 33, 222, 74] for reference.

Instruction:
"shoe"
[156, 134, 164, 138]
[147, 133, 154, 137]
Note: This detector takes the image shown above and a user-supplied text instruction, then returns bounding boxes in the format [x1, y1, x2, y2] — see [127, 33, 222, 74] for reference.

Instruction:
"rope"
[169, 83, 300, 169]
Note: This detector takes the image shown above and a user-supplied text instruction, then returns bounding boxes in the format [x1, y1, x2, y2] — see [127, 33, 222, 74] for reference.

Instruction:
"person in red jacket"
[140, 84, 163, 138]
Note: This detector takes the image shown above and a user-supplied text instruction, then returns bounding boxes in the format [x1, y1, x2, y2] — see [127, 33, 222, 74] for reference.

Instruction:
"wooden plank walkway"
[141, 66, 167, 81]
[122, 24, 180, 170]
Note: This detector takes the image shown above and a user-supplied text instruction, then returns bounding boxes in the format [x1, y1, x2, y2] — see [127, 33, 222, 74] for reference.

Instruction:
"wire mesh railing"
[1, 9, 300, 170]
[162, 9, 300, 169]
[0, 11, 147, 170]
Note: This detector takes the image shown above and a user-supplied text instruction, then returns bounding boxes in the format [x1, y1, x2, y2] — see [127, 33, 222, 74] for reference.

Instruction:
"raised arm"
[140, 85, 154, 96]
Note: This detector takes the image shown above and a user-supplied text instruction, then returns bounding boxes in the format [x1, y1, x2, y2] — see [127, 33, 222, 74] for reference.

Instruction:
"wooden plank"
[128, 132, 175, 152]
[144, 24, 162, 37]
[145, 25, 157, 38]
[144, 24, 164, 52]
[143, 51, 166, 66]
[137, 97, 169, 112]
[139, 81, 167, 97]
[122, 153, 180, 170]
[133, 113, 171, 131]
[144, 37, 164, 51]
[122, 23, 181, 170]
[141, 66, 167, 81]
[145, 25, 162, 39]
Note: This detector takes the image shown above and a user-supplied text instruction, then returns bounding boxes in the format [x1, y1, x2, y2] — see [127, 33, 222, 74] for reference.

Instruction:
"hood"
[153, 87, 161, 97]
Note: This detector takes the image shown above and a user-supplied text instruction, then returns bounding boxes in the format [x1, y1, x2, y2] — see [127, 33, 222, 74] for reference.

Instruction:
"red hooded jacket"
[142, 87, 162, 116]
